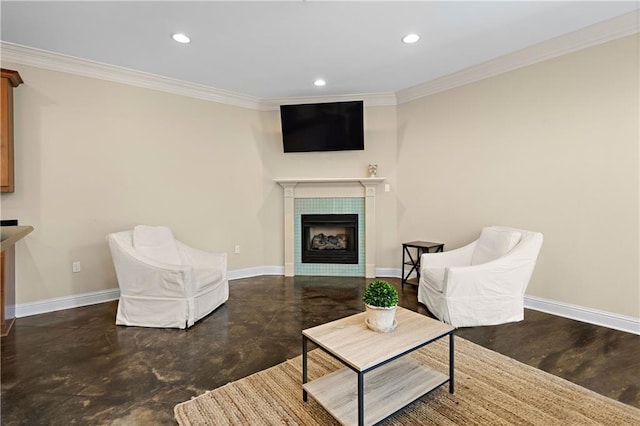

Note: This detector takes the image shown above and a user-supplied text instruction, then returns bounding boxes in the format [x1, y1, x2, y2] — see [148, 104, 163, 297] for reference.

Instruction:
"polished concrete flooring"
[1, 276, 639, 425]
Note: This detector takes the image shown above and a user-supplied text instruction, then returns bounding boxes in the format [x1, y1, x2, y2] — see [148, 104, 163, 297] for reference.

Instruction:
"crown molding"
[258, 92, 397, 110]
[2, 10, 637, 109]
[0, 41, 396, 110]
[0, 41, 263, 110]
[396, 10, 640, 104]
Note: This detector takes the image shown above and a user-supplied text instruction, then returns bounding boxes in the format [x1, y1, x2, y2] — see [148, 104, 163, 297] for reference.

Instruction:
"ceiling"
[1, 1, 638, 100]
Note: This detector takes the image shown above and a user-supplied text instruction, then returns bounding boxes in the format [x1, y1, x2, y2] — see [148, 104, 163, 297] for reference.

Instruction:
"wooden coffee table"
[302, 307, 454, 426]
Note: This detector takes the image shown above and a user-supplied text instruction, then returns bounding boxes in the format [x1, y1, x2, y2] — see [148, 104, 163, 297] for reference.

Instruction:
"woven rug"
[174, 337, 640, 425]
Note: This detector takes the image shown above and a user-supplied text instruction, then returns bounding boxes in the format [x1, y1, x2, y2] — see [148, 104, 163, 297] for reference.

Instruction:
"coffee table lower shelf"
[303, 356, 449, 426]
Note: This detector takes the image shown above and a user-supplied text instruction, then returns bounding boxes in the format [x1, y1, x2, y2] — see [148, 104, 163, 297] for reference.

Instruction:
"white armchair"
[418, 226, 543, 328]
[107, 225, 229, 329]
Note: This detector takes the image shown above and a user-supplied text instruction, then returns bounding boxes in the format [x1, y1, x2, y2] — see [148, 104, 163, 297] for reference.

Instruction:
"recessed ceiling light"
[171, 33, 191, 44]
[402, 33, 420, 44]
[314, 79, 326, 87]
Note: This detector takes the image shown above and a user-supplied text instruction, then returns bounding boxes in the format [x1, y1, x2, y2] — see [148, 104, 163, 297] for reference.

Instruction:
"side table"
[402, 241, 444, 289]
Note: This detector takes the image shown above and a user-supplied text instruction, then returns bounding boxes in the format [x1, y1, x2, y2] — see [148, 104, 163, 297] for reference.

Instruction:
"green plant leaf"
[362, 280, 398, 308]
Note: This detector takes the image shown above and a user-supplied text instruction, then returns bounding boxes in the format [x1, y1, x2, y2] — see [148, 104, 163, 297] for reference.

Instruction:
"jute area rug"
[174, 337, 640, 425]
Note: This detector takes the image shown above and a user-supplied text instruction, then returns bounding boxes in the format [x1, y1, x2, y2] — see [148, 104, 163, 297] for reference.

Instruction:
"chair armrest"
[420, 240, 476, 270]
[108, 236, 196, 297]
[175, 241, 227, 271]
[444, 252, 538, 298]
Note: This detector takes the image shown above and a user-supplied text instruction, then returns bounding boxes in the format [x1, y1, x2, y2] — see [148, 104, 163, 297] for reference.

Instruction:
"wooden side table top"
[303, 307, 453, 371]
[402, 241, 444, 249]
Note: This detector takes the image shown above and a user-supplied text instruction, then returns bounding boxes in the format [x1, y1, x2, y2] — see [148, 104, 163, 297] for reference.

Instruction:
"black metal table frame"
[402, 242, 444, 289]
[302, 330, 455, 426]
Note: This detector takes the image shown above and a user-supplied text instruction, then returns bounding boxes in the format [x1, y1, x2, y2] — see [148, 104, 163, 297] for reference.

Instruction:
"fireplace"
[301, 214, 358, 264]
[275, 177, 384, 277]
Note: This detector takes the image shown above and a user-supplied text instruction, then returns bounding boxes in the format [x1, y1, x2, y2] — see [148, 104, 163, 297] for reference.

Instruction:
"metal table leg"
[449, 332, 455, 394]
[358, 371, 364, 426]
[302, 336, 308, 401]
[401, 245, 406, 289]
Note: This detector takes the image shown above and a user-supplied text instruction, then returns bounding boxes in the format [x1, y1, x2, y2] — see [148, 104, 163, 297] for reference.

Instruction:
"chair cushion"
[471, 227, 521, 265]
[132, 225, 182, 265]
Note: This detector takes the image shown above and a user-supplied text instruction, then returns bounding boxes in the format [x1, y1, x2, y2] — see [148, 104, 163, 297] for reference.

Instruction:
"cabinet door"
[0, 76, 14, 192]
[1, 69, 22, 193]
[0, 247, 16, 336]
[1, 251, 5, 331]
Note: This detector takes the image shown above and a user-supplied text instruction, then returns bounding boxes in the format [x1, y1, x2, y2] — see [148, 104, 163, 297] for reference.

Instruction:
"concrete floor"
[1, 276, 638, 424]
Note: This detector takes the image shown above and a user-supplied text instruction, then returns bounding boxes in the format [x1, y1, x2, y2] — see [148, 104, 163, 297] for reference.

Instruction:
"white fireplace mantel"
[273, 177, 385, 184]
[274, 177, 385, 278]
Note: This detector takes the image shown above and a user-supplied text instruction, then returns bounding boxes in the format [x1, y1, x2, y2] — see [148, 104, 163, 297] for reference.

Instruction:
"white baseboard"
[227, 265, 284, 280]
[524, 295, 639, 335]
[16, 288, 120, 318]
[374, 267, 401, 278]
[14, 267, 639, 336]
[14, 266, 285, 317]
[378, 268, 639, 335]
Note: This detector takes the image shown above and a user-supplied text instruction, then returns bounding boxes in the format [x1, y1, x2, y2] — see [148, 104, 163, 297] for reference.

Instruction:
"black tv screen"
[280, 101, 364, 153]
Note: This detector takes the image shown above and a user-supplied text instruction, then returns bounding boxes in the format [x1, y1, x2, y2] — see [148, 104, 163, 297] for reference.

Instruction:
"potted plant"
[363, 280, 399, 332]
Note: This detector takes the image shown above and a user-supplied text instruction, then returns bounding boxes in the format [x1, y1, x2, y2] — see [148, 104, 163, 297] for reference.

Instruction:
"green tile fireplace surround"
[274, 177, 385, 278]
[295, 197, 365, 276]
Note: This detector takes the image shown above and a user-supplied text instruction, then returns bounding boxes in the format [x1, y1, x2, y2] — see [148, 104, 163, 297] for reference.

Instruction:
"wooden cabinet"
[0, 224, 32, 337]
[1, 69, 23, 193]
[1, 247, 16, 336]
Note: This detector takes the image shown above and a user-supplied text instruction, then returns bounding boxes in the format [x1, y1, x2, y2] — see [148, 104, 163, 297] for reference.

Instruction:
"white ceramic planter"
[365, 304, 397, 332]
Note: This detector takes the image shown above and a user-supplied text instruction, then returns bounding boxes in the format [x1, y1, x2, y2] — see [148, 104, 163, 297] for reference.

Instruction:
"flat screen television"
[280, 100, 364, 153]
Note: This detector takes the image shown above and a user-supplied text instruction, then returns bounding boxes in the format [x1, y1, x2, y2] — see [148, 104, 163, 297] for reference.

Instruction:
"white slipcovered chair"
[107, 225, 229, 329]
[418, 226, 543, 328]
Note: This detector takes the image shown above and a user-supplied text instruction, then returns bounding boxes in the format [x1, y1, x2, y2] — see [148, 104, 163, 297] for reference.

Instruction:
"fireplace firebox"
[301, 214, 358, 264]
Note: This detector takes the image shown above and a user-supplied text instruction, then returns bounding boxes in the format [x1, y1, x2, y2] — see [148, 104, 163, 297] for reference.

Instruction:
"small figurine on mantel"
[368, 164, 378, 178]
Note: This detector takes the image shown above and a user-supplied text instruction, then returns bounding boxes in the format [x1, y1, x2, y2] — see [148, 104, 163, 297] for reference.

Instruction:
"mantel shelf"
[273, 177, 385, 185]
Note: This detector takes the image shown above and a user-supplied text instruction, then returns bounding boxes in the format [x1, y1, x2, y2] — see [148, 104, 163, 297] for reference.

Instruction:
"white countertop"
[0, 226, 34, 252]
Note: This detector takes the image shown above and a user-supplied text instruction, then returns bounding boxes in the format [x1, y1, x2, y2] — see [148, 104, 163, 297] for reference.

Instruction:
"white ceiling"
[1, 1, 638, 100]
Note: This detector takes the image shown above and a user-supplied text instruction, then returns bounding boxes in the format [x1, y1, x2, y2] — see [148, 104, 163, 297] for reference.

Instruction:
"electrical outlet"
[384, 184, 391, 192]
[234, 245, 240, 254]
[72, 261, 81, 273]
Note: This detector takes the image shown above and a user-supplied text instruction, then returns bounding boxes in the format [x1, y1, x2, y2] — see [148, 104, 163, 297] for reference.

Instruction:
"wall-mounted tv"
[280, 100, 364, 153]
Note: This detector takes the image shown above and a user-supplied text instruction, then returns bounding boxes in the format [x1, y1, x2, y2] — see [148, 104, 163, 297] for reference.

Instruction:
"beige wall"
[259, 106, 399, 269]
[1, 63, 267, 303]
[2, 34, 638, 320]
[397, 35, 639, 317]
[0, 63, 399, 304]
